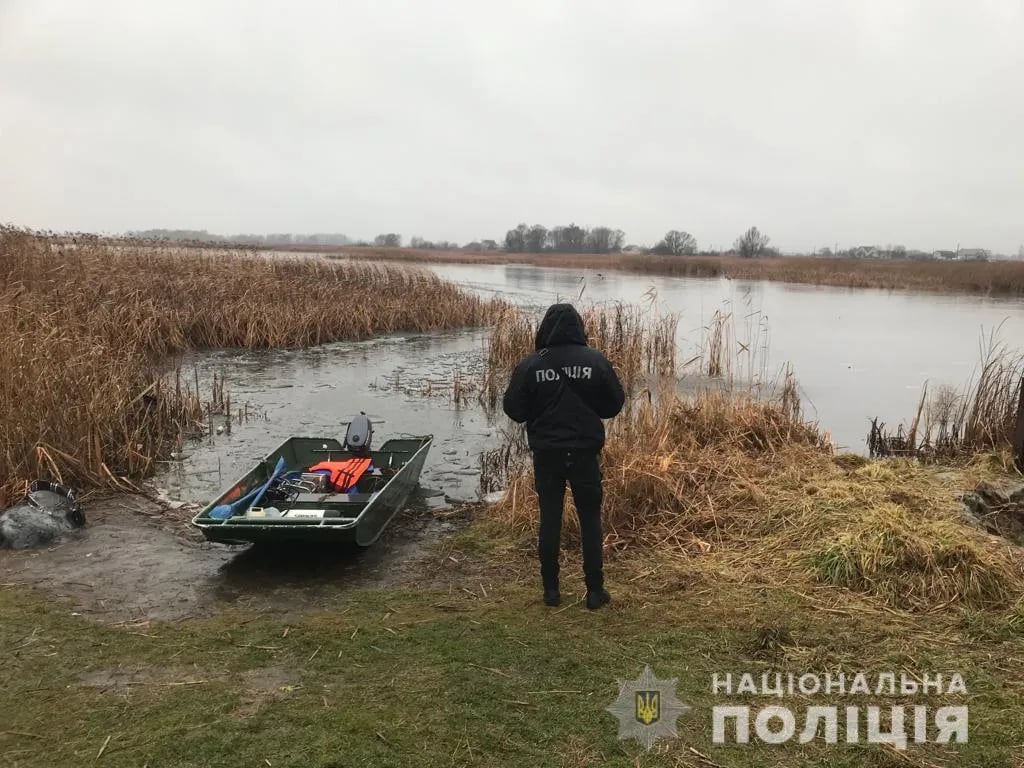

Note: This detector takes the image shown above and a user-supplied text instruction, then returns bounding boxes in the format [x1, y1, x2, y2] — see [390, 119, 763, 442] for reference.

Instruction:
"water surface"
[157, 330, 502, 505]
[156, 258, 1024, 505]
[425, 262, 1024, 450]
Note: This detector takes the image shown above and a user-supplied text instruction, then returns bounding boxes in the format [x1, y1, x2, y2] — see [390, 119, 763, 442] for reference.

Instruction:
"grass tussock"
[810, 503, 1020, 610]
[336, 246, 1024, 297]
[0, 228, 501, 506]
[491, 377, 829, 555]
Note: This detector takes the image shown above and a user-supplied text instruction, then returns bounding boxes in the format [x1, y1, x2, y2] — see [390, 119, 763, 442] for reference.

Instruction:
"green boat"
[191, 418, 433, 546]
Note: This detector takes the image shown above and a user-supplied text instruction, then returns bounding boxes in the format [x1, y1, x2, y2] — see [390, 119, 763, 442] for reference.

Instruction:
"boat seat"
[292, 492, 377, 505]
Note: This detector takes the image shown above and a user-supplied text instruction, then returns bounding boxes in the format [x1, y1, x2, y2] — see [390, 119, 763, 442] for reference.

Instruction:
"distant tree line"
[504, 223, 626, 254]
[124, 226, 1017, 262]
[410, 236, 460, 250]
[127, 229, 353, 246]
[650, 226, 775, 258]
[372, 233, 402, 247]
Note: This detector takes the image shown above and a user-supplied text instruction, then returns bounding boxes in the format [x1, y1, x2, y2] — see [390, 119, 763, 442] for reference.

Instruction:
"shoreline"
[87, 236, 1024, 299]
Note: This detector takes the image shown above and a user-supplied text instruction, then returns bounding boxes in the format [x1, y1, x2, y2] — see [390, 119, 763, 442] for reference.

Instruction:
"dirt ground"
[0, 490, 477, 624]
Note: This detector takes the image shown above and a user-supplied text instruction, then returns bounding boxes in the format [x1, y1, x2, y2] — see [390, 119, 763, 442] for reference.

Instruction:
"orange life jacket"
[307, 457, 372, 492]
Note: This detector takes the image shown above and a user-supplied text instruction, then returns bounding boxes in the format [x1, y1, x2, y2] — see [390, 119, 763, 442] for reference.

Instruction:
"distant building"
[932, 250, 958, 260]
[958, 248, 990, 261]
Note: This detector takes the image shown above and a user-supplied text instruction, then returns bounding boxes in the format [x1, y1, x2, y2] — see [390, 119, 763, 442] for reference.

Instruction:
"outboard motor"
[344, 412, 373, 456]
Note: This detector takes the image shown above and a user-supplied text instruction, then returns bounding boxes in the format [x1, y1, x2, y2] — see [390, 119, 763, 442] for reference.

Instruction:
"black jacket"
[502, 303, 626, 452]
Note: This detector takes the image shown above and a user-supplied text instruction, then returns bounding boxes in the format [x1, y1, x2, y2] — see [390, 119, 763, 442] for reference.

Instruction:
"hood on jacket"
[534, 303, 587, 350]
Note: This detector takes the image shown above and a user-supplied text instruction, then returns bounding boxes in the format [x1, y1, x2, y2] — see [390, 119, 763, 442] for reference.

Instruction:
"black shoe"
[543, 588, 561, 606]
[586, 589, 611, 610]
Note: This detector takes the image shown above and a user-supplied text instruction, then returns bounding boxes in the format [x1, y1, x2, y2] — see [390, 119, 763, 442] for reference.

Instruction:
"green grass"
[3, 567, 1023, 768]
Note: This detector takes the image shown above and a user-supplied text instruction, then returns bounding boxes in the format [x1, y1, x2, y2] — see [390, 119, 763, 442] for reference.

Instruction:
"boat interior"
[199, 436, 429, 526]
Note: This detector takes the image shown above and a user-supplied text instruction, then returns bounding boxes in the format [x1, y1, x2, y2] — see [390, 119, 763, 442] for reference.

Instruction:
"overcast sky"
[1, 0, 1021, 253]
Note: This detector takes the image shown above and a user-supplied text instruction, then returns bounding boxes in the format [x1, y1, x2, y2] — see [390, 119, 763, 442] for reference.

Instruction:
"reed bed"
[490, 375, 828, 552]
[479, 301, 678, 409]
[869, 324, 1024, 461]
[686, 300, 772, 390]
[0, 228, 502, 505]
[336, 246, 1024, 298]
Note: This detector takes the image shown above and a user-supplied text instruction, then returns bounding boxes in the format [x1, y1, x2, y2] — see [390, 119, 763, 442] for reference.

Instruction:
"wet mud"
[0, 491, 475, 623]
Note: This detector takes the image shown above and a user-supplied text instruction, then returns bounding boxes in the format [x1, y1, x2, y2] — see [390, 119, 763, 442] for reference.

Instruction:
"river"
[156, 258, 1024, 506]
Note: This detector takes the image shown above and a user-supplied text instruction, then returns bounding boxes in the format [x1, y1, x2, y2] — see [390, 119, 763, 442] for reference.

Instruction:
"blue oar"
[209, 456, 287, 520]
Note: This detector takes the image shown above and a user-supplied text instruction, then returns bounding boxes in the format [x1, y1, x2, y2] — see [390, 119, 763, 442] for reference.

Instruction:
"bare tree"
[505, 223, 528, 252]
[549, 223, 588, 253]
[734, 227, 770, 258]
[526, 225, 548, 253]
[374, 233, 402, 247]
[655, 230, 698, 256]
[585, 226, 625, 253]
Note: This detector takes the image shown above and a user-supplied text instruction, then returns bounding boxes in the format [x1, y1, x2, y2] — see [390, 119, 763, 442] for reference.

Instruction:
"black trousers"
[532, 448, 604, 592]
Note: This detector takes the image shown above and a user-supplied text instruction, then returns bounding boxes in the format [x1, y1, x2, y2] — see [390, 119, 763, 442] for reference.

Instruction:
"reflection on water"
[156, 330, 502, 505]
[423, 261, 1024, 451]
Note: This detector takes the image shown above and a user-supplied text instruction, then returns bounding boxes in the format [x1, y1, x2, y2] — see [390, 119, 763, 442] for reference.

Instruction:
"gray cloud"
[1, 0, 1022, 253]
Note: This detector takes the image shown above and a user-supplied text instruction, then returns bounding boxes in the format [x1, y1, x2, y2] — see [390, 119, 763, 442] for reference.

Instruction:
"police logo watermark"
[607, 665, 690, 751]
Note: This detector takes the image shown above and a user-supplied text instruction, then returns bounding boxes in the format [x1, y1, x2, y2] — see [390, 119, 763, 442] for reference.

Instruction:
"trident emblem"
[635, 690, 661, 725]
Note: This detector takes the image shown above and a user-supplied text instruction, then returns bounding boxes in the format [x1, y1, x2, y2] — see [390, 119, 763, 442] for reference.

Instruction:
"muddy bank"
[0, 492, 478, 623]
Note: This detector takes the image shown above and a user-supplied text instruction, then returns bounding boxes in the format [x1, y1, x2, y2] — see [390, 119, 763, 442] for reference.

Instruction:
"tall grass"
[491, 375, 827, 554]
[869, 323, 1024, 460]
[685, 299, 772, 390]
[0, 228, 502, 505]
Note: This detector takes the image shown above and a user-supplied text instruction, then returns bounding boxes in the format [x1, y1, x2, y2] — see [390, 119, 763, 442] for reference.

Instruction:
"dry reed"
[869, 323, 1024, 460]
[479, 301, 678, 409]
[491, 374, 828, 553]
[0, 228, 502, 505]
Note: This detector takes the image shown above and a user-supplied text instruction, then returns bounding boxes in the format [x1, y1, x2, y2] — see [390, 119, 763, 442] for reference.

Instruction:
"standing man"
[502, 303, 626, 610]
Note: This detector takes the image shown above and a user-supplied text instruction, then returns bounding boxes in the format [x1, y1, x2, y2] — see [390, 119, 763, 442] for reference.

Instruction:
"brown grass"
[329, 246, 1024, 297]
[491, 376, 828, 552]
[0, 228, 502, 506]
[479, 304, 1024, 612]
[810, 500, 1021, 609]
[869, 323, 1024, 460]
[489, 383, 1024, 611]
